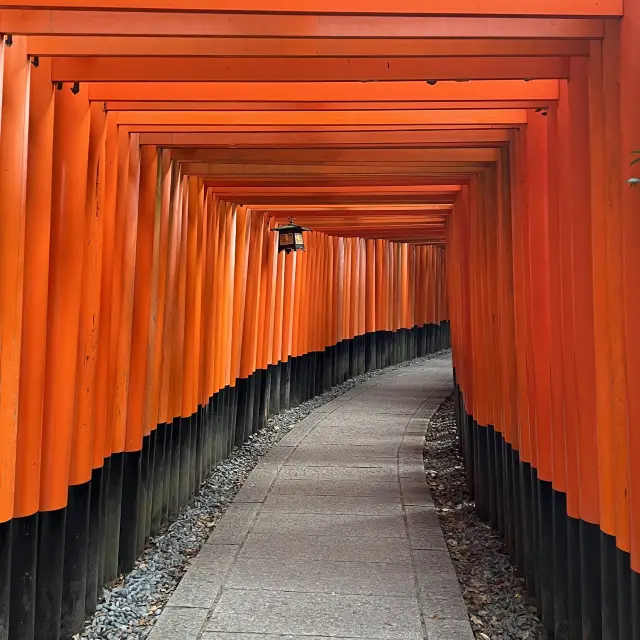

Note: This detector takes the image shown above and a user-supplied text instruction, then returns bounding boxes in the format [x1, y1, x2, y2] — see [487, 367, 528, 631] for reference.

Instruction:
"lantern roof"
[272, 217, 310, 234]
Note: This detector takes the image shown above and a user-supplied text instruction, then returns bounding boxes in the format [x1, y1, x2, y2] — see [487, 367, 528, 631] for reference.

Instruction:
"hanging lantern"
[272, 217, 309, 254]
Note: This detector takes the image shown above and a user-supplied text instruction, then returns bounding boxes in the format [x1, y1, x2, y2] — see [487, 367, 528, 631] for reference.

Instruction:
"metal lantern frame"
[272, 217, 310, 254]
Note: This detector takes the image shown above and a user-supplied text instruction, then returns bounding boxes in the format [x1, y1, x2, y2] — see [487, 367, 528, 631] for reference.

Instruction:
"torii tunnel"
[1, 2, 640, 639]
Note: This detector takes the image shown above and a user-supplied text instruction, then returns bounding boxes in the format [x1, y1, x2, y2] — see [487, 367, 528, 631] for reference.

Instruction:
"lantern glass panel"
[294, 232, 304, 248]
[279, 232, 294, 250]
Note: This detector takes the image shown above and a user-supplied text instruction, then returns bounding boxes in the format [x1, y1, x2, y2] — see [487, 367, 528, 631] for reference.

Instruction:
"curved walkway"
[148, 353, 473, 640]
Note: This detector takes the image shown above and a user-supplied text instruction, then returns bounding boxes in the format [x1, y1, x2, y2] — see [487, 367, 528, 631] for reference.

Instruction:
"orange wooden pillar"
[156, 163, 182, 517]
[148, 150, 173, 531]
[92, 115, 121, 587]
[365, 239, 377, 369]
[119, 144, 158, 571]
[66, 100, 108, 629]
[544, 101, 573, 638]
[238, 210, 263, 437]
[179, 175, 200, 503]
[110, 132, 142, 577]
[567, 58, 602, 640]
[9, 52, 53, 640]
[587, 26, 632, 638]
[37, 81, 90, 640]
[0, 33, 30, 640]
[526, 110, 555, 629]
[271, 233, 286, 410]
[619, 3, 640, 635]
[231, 206, 251, 444]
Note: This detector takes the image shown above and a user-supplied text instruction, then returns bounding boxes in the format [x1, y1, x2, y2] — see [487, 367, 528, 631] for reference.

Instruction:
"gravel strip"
[76, 350, 448, 640]
[423, 395, 545, 640]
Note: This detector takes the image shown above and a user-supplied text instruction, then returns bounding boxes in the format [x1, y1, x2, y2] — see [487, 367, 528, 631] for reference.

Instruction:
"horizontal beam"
[115, 109, 527, 126]
[210, 195, 460, 204]
[204, 175, 472, 186]
[267, 203, 457, 210]
[182, 162, 491, 176]
[88, 80, 559, 102]
[0, 12, 605, 38]
[27, 36, 590, 57]
[170, 148, 500, 163]
[216, 186, 462, 195]
[137, 130, 513, 146]
[51, 56, 569, 82]
[106, 100, 550, 112]
[0, 1, 621, 17]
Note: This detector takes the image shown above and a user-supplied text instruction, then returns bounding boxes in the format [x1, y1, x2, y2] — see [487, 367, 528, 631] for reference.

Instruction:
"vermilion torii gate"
[1, 2, 640, 639]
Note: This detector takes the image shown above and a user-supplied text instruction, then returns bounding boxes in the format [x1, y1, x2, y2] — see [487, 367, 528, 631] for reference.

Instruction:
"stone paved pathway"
[148, 353, 474, 640]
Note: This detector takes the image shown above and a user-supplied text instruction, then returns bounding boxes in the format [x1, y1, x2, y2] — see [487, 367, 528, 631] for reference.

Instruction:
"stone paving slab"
[251, 511, 408, 538]
[148, 354, 473, 640]
[225, 556, 417, 596]
[205, 589, 424, 639]
[239, 532, 413, 563]
[278, 464, 398, 482]
[262, 493, 403, 515]
[285, 443, 399, 464]
[269, 476, 401, 497]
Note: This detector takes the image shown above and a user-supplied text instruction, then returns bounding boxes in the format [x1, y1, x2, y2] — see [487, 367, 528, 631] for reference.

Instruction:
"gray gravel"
[423, 395, 545, 640]
[76, 350, 447, 640]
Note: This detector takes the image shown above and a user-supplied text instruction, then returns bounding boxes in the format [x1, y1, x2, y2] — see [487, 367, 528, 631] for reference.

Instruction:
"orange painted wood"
[543, 107, 566, 493]
[0, 36, 30, 521]
[566, 58, 599, 527]
[620, 0, 640, 570]
[50, 56, 569, 83]
[27, 36, 590, 58]
[555, 80, 580, 521]
[600, 20, 629, 555]
[40, 83, 91, 511]
[148, 150, 172, 429]
[0, 11, 605, 38]
[231, 207, 251, 385]
[3, 0, 621, 17]
[13, 55, 54, 519]
[90, 80, 559, 104]
[70, 102, 107, 485]
[115, 110, 528, 127]
[525, 111, 553, 481]
[95, 115, 119, 461]
[125, 145, 157, 452]
[112, 134, 141, 450]
[158, 163, 181, 423]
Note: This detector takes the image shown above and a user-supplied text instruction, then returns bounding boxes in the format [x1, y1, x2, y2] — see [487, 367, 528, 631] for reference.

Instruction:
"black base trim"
[455, 379, 640, 640]
[0, 323, 450, 640]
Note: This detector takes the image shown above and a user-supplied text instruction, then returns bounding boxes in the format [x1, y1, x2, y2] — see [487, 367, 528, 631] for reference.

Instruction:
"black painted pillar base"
[630, 563, 640, 640]
[35, 507, 66, 640]
[119, 451, 141, 575]
[178, 416, 192, 507]
[103, 452, 123, 584]
[553, 490, 570, 639]
[9, 513, 37, 640]
[323, 347, 333, 391]
[538, 479, 555, 635]
[257, 368, 269, 431]
[580, 520, 602, 639]
[86, 468, 103, 615]
[0, 520, 10, 640]
[269, 364, 281, 416]
[280, 360, 291, 410]
[601, 531, 619, 640]
[151, 424, 166, 534]
[617, 549, 632, 639]
[61, 482, 91, 638]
